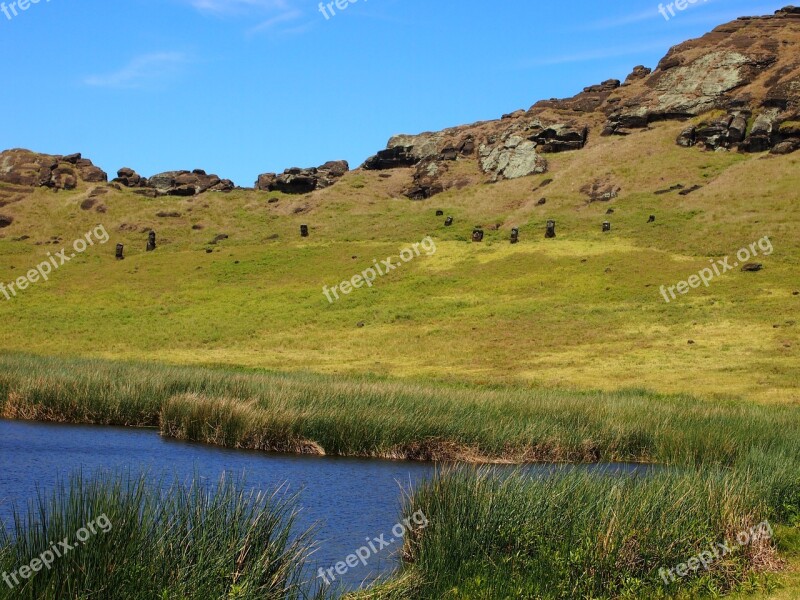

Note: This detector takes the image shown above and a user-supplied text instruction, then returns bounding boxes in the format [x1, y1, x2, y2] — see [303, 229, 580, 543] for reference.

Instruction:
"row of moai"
[114, 211, 658, 259]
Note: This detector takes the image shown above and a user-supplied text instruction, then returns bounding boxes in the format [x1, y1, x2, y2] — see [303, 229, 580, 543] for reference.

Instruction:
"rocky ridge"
[359, 6, 800, 197]
[0, 7, 798, 202]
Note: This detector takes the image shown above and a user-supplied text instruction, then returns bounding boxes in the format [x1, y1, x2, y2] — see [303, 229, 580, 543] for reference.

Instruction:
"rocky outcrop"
[676, 108, 800, 153]
[113, 167, 148, 188]
[480, 137, 548, 182]
[362, 132, 476, 170]
[362, 118, 586, 195]
[676, 111, 750, 149]
[404, 159, 449, 200]
[598, 8, 800, 153]
[0, 149, 107, 191]
[148, 169, 234, 196]
[534, 79, 621, 114]
[255, 160, 349, 194]
[624, 65, 652, 85]
[530, 123, 589, 153]
[362, 146, 420, 170]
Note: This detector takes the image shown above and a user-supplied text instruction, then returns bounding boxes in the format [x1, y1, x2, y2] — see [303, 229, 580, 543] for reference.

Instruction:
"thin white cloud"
[579, 8, 658, 31]
[83, 53, 188, 89]
[580, 0, 784, 31]
[247, 8, 303, 34]
[516, 40, 680, 68]
[185, 0, 292, 15]
[182, 0, 307, 36]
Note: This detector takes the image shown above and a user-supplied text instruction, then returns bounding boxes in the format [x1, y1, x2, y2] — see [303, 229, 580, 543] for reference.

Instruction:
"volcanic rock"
[479, 137, 548, 182]
[255, 160, 349, 194]
[113, 167, 148, 188]
[0, 149, 107, 191]
[148, 170, 234, 196]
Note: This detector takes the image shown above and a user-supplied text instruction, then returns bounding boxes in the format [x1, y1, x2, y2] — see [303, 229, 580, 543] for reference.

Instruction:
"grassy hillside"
[0, 118, 798, 402]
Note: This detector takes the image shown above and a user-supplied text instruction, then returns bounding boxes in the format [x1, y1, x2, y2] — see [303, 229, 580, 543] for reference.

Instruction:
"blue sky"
[0, 0, 789, 186]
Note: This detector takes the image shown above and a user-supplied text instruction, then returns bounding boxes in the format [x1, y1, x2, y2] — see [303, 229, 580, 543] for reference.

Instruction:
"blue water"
[0, 419, 437, 591]
[0, 419, 657, 592]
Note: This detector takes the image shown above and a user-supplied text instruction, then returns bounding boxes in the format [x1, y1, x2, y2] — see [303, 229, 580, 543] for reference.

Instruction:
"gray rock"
[479, 141, 547, 181]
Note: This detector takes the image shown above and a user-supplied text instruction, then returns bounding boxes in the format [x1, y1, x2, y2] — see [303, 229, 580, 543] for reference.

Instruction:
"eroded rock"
[255, 160, 349, 194]
[0, 149, 107, 191]
[479, 139, 548, 182]
[149, 170, 234, 196]
[113, 167, 148, 188]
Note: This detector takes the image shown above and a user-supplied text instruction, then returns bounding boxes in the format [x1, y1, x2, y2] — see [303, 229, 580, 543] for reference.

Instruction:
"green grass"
[2, 352, 800, 469]
[0, 122, 797, 403]
[367, 467, 785, 599]
[0, 472, 322, 600]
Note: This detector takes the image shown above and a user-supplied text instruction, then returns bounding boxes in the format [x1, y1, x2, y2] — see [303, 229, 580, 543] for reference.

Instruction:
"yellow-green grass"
[0, 120, 797, 403]
[2, 352, 800, 469]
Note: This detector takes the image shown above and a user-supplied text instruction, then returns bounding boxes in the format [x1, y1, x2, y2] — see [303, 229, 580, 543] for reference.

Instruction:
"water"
[0, 419, 656, 592]
[0, 419, 436, 591]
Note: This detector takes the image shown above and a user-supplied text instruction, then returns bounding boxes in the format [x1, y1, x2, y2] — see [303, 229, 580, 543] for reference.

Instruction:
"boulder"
[255, 160, 349, 194]
[624, 65, 652, 85]
[770, 138, 800, 154]
[0, 149, 107, 190]
[534, 79, 620, 113]
[741, 109, 781, 152]
[113, 167, 148, 188]
[529, 123, 588, 152]
[363, 146, 420, 170]
[148, 170, 234, 196]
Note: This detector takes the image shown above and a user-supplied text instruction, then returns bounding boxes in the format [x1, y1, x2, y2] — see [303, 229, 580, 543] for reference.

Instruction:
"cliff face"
[360, 6, 800, 198]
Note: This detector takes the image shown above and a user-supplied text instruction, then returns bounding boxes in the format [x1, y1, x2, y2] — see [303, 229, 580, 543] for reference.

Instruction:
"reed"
[1, 352, 799, 470]
[381, 466, 785, 599]
[0, 472, 323, 600]
[1, 352, 799, 599]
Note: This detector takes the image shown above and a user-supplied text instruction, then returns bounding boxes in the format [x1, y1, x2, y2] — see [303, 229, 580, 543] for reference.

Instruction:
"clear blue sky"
[0, 0, 788, 186]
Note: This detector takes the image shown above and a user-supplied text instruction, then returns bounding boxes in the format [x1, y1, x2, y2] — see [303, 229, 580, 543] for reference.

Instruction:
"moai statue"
[510, 228, 519, 244]
[300, 225, 309, 238]
[445, 216, 454, 227]
[545, 220, 556, 239]
[146, 231, 156, 252]
[115, 244, 124, 260]
[603, 222, 612, 233]
[472, 229, 484, 242]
